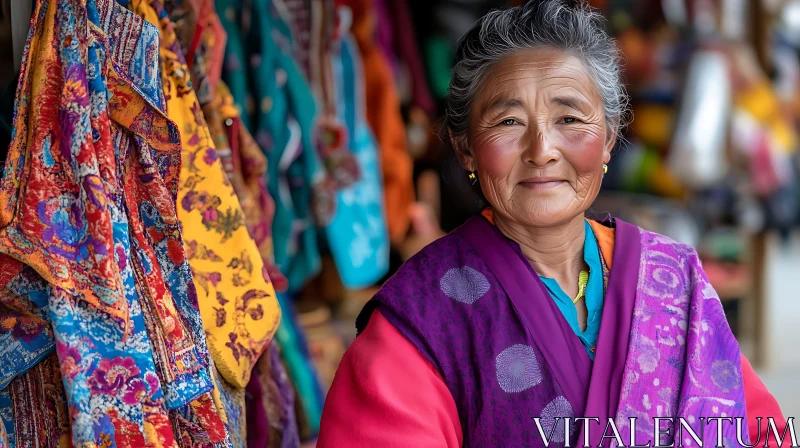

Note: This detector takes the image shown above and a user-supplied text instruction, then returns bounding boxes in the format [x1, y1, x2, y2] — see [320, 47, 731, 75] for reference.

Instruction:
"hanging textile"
[384, 0, 435, 117]
[323, 10, 389, 288]
[215, 2, 328, 430]
[2, 353, 70, 448]
[122, 0, 280, 391]
[246, 340, 301, 448]
[214, 84, 302, 446]
[276, 0, 313, 78]
[274, 292, 324, 439]
[165, 2, 296, 446]
[217, 0, 324, 294]
[339, 0, 414, 246]
[0, 0, 225, 444]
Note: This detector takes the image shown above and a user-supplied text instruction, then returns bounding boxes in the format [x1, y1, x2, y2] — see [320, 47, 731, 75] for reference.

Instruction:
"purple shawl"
[357, 215, 747, 447]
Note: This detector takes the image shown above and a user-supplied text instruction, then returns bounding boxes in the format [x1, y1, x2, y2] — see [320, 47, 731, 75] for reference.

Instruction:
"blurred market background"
[213, 1, 800, 442]
[6, 0, 796, 443]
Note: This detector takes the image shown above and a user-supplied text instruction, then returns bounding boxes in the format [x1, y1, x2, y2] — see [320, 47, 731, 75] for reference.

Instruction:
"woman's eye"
[500, 119, 517, 126]
[562, 117, 577, 124]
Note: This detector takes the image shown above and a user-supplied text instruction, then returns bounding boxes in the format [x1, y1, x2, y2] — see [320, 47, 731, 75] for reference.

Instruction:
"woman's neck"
[493, 212, 587, 297]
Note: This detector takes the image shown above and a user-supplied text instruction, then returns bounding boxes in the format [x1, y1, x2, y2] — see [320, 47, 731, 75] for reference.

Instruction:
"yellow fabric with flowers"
[128, 0, 280, 389]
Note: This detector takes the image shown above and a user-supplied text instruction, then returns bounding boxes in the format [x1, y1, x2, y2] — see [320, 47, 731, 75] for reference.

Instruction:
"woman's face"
[456, 48, 616, 228]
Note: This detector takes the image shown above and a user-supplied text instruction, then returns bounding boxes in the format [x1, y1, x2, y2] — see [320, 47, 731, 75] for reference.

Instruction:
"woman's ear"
[449, 129, 476, 172]
[603, 123, 619, 164]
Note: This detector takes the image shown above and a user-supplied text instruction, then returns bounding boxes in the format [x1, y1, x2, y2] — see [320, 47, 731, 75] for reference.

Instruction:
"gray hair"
[445, 0, 629, 141]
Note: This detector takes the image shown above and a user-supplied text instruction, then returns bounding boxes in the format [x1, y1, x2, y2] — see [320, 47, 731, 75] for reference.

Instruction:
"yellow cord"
[573, 270, 589, 304]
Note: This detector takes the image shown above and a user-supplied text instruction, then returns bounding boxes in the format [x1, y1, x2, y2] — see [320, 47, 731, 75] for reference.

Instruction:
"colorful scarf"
[0, 0, 211, 445]
[358, 215, 748, 446]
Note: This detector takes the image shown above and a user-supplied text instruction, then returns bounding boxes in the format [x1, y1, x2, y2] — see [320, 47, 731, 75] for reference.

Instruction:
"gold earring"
[603, 164, 608, 174]
[468, 172, 478, 185]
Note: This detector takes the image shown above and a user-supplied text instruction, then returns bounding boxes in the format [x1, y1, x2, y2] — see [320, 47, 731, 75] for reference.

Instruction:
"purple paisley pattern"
[612, 231, 747, 446]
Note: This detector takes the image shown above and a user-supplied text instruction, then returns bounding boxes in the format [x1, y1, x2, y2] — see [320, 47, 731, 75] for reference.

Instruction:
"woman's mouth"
[518, 178, 566, 190]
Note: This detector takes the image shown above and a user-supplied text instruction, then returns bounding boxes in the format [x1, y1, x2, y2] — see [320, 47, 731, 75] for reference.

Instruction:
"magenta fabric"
[245, 367, 269, 448]
[372, 0, 398, 78]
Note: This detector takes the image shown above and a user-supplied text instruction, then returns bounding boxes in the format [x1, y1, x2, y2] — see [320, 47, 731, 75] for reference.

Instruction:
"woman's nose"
[522, 125, 560, 167]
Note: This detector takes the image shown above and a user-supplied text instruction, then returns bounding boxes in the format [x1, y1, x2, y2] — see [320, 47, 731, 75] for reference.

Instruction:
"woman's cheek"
[558, 127, 605, 174]
[473, 131, 521, 177]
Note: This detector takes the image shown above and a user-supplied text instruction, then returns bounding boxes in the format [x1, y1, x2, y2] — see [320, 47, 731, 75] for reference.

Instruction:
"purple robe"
[356, 215, 748, 447]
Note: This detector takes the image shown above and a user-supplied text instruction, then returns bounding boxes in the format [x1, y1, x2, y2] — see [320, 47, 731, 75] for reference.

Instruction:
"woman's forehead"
[475, 49, 602, 106]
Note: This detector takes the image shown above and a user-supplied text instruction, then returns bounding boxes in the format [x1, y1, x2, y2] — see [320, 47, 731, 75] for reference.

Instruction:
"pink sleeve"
[317, 310, 463, 448]
[742, 354, 790, 446]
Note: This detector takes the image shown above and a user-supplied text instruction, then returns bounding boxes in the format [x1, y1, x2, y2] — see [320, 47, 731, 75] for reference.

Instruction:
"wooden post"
[750, 232, 769, 369]
[745, 0, 776, 370]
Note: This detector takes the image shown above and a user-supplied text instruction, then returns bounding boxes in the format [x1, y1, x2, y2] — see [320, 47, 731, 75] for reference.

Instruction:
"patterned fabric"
[164, 0, 226, 107]
[613, 231, 748, 444]
[267, 342, 301, 448]
[159, 7, 283, 446]
[167, 0, 279, 269]
[170, 0, 227, 99]
[0, 263, 53, 390]
[173, 3, 310, 446]
[6, 353, 71, 448]
[213, 371, 246, 448]
[0, 390, 10, 447]
[245, 341, 301, 448]
[356, 216, 748, 446]
[0, 0, 209, 444]
[125, 0, 280, 392]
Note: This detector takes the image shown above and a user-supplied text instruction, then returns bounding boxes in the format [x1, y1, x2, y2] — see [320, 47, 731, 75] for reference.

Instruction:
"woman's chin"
[506, 201, 584, 228]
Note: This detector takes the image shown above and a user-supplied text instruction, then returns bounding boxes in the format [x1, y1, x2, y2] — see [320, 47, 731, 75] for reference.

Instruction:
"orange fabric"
[344, 0, 414, 245]
[480, 208, 494, 223]
[588, 220, 615, 269]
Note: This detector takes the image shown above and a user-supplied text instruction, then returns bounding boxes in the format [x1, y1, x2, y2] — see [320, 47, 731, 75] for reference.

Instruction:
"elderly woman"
[318, 1, 785, 446]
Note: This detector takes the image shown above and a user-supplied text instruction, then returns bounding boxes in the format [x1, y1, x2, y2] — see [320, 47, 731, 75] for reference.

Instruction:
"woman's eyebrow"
[550, 95, 591, 113]
[481, 98, 524, 115]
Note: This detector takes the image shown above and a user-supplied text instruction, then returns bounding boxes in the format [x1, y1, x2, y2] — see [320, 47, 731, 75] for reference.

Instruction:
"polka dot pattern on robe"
[439, 266, 490, 304]
[495, 344, 542, 393]
[539, 396, 574, 442]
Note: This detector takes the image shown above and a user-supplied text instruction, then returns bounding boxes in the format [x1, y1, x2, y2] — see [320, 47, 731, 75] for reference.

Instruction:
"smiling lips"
[517, 178, 566, 190]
